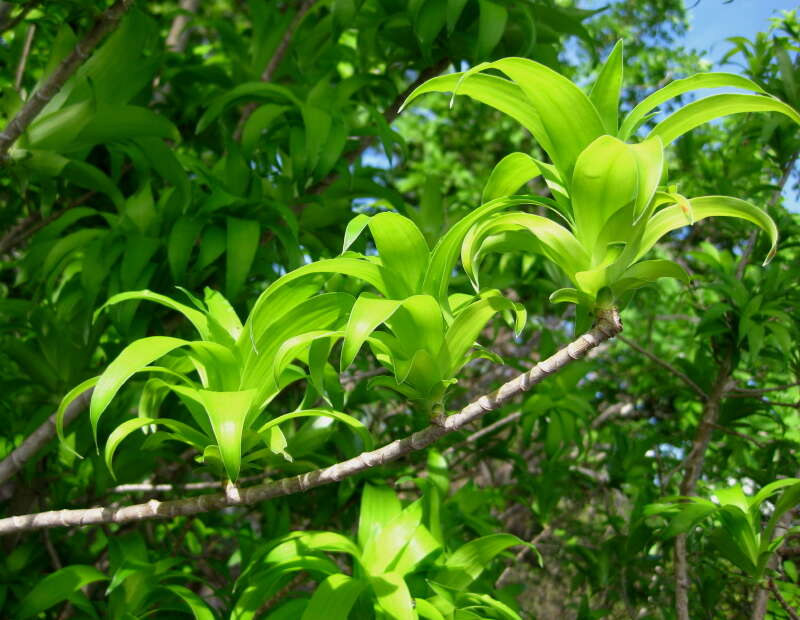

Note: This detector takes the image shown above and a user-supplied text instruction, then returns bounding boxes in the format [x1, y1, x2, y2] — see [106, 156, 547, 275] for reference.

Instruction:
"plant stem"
[0, 308, 623, 535]
[0, 0, 135, 158]
[0, 389, 92, 485]
[674, 352, 733, 620]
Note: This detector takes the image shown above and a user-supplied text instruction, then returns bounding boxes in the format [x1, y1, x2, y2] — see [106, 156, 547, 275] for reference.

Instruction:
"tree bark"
[674, 353, 733, 620]
[0, 0, 135, 157]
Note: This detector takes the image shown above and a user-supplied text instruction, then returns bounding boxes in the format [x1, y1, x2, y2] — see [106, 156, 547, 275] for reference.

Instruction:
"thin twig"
[0, 308, 623, 535]
[707, 422, 768, 449]
[618, 335, 707, 400]
[0, 0, 135, 158]
[760, 400, 800, 409]
[730, 381, 800, 396]
[445, 411, 521, 454]
[767, 578, 800, 620]
[495, 524, 552, 588]
[234, 0, 317, 140]
[0, 389, 92, 485]
[14, 23, 36, 91]
[736, 152, 797, 278]
[165, 0, 199, 53]
[674, 353, 733, 620]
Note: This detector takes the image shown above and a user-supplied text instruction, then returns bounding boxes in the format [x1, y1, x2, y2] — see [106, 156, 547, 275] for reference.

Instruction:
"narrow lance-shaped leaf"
[619, 72, 770, 140]
[637, 196, 779, 265]
[648, 93, 800, 146]
[589, 40, 623, 134]
[90, 337, 191, 445]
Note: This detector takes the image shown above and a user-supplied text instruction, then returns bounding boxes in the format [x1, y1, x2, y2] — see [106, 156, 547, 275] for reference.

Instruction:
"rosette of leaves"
[402, 42, 798, 314]
[57, 286, 371, 483]
[232, 460, 535, 619]
[246, 209, 527, 411]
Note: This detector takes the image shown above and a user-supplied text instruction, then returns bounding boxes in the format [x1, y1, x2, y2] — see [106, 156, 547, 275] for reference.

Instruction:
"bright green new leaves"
[405, 44, 795, 309]
[234, 482, 529, 619]
[58, 286, 369, 482]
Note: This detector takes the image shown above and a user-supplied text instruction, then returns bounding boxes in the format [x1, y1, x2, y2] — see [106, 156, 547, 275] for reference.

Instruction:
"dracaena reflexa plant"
[56, 207, 529, 482]
[246, 210, 526, 409]
[402, 41, 798, 312]
[233, 459, 535, 619]
[57, 286, 373, 483]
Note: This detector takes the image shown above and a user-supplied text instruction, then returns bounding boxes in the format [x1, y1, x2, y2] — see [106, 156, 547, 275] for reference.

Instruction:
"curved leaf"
[90, 337, 191, 444]
[17, 565, 108, 619]
[589, 40, 623, 134]
[97, 290, 210, 339]
[619, 72, 769, 140]
[482, 152, 542, 203]
[638, 196, 778, 265]
[257, 409, 373, 450]
[341, 296, 403, 370]
[300, 574, 367, 620]
[104, 416, 211, 479]
[648, 93, 800, 145]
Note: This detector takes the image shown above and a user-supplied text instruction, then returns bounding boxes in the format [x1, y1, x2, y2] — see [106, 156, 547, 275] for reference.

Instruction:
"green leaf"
[482, 152, 541, 203]
[17, 565, 108, 619]
[463, 212, 589, 289]
[476, 1, 507, 60]
[370, 572, 415, 620]
[257, 409, 373, 451]
[226, 218, 260, 299]
[571, 135, 638, 254]
[589, 40, 623, 134]
[56, 376, 99, 451]
[638, 196, 779, 265]
[358, 483, 402, 549]
[435, 534, 533, 590]
[90, 337, 191, 445]
[104, 416, 210, 479]
[611, 259, 690, 297]
[416, 598, 446, 620]
[648, 93, 800, 145]
[196, 82, 300, 133]
[161, 584, 216, 620]
[197, 389, 257, 482]
[97, 290, 210, 340]
[341, 296, 403, 371]
[301, 574, 367, 620]
[168, 217, 203, 281]
[461, 57, 605, 175]
[619, 72, 770, 140]
[402, 73, 553, 155]
[441, 295, 525, 376]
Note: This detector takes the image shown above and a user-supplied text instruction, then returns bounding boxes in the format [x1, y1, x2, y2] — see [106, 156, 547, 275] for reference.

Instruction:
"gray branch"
[0, 0, 135, 158]
[0, 389, 92, 485]
[0, 308, 622, 535]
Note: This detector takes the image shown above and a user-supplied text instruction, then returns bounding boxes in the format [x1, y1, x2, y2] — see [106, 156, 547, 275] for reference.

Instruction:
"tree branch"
[0, 0, 135, 158]
[0, 308, 622, 535]
[0, 389, 92, 485]
[674, 352, 733, 620]
[305, 57, 452, 198]
[766, 578, 800, 620]
[730, 381, 800, 396]
[234, 0, 317, 140]
[618, 335, 707, 400]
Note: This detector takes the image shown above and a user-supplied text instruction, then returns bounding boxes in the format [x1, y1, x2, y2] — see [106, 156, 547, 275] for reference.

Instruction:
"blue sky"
[684, 0, 797, 63]
[682, 0, 799, 208]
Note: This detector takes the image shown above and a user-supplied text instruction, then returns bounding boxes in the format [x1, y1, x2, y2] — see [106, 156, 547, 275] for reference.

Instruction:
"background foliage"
[1, 0, 800, 618]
